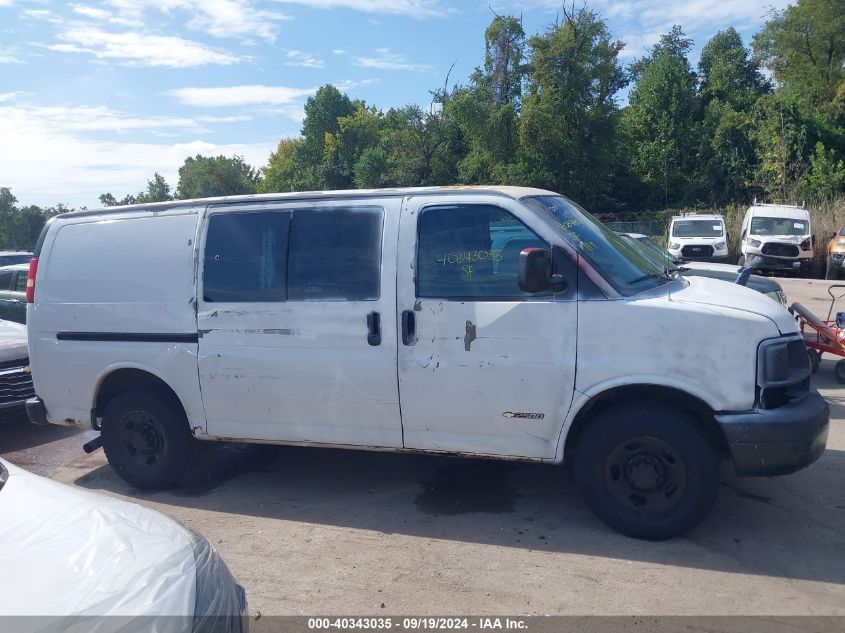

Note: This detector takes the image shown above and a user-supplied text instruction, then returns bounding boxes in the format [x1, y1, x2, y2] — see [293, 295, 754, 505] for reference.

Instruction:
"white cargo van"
[25, 187, 828, 539]
[667, 213, 728, 263]
[739, 203, 813, 274]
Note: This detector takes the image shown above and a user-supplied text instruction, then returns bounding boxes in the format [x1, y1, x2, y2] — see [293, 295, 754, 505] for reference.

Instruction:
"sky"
[0, 0, 792, 208]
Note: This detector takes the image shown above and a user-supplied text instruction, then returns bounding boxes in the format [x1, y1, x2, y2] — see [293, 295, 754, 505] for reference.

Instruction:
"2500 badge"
[502, 411, 545, 420]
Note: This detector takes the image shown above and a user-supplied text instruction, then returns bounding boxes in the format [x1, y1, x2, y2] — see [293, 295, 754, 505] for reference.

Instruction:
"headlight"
[801, 238, 811, 251]
[714, 241, 726, 250]
[668, 242, 681, 250]
[837, 239, 845, 246]
[748, 238, 761, 248]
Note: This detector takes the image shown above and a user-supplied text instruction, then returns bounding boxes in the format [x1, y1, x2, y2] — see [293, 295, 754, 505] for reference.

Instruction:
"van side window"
[288, 208, 383, 301]
[417, 205, 547, 299]
[203, 211, 291, 302]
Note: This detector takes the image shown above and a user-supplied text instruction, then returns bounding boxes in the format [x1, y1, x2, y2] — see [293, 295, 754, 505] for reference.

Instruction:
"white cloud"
[0, 91, 30, 102]
[332, 48, 346, 55]
[0, 52, 22, 64]
[502, 0, 792, 58]
[71, 4, 113, 19]
[102, 0, 289, 42]
[168, 84, 317, 107]
[48, 27, 242, 67]
[283, 49, 324, 68]
[272, 0, 450, 19]
[353, 47, 433, 71]
[0, 101, 277, 207]
[21, 9, 64, 23]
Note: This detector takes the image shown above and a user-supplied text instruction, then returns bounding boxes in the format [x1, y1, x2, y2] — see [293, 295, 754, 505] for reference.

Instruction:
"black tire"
[101, 389, 198, 489]
[836, 360, 845, 385]
[808, 349, 822, 374]
[825, 258, 837, 280]
[737, 255, 745, 267]
[574, 404, 720, 540]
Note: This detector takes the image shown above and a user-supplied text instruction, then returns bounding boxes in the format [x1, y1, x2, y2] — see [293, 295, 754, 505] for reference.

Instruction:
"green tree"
[451, 15, 526, 183]
[519, 6, 628, 207]
[799, 141, 845, 199]
[750, 93, 810, 201]
[176, 155, 258, 199]
[695, 29, 769, 203]
[136, 172, 173, 203]
[754, 0, 845, 108]
[292, 84, 357, 190]
[622, 26, 698, 207]
[259, 138, 304, 193]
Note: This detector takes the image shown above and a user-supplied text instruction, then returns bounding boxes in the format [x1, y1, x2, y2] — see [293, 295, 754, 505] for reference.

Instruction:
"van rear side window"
[203, 207, 383, 303]
[288, 207, 383, 301]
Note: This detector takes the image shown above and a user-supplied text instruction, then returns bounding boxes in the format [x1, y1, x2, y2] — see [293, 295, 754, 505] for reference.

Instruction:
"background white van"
[24, 187, 828, 539]
[739, 203, 813, 274]
[667, 213, 728, 263]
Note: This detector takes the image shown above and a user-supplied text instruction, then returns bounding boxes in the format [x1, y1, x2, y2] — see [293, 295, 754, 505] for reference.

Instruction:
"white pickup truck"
[24, 186, 828, 539]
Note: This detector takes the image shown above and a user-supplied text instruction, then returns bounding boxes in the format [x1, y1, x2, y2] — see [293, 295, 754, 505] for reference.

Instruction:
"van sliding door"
[196, 199, 402, 447]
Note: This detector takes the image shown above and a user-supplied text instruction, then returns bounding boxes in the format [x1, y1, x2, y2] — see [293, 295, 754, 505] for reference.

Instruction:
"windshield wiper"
[627, 272, 671, 285]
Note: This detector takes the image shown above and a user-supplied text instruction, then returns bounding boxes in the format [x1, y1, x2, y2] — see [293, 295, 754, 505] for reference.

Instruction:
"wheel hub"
[624, 454, 666, 491]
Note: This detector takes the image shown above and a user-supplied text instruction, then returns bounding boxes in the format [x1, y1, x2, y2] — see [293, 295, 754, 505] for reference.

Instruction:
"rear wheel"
[574, 404, 720, 540]
[825, 258, 837, 280]
[102, 389, 197, 489]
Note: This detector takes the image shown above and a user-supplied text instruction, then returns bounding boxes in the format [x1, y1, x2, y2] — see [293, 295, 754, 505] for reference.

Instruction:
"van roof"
[670, 214, 724, 222]
[748, 204, 809, 219]
[56, 186, 559, 220]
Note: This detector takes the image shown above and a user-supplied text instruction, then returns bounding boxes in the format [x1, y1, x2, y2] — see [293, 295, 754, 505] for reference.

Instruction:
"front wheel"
[835, 360, 845, 384]
[102, 389, 198, 489]
[574, 404, 720, 540]
[808, 349, 822, 374]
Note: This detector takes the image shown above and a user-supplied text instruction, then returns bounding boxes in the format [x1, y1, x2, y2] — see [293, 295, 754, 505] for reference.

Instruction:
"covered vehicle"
[0, 457, 247, 632]
[619, 233, 787, 306]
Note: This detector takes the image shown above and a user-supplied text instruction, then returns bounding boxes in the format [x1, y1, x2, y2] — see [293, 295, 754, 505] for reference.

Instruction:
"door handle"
[367, 311, 381, 346]
[401, 310, 417, 346]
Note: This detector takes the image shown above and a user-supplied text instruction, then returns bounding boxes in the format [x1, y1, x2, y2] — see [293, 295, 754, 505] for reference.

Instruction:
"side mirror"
[518, 248, 568, 294]
[829, 232, 836, 240]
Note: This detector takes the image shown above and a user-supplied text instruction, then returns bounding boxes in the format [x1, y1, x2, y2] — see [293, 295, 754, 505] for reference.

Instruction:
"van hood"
[669, 276, 797, 335]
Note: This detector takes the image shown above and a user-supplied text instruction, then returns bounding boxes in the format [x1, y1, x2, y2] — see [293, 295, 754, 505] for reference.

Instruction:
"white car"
[0, 457, 247, 629]
[667, 213, 729, 263]
[739, 203, 813, 274]
[25, 186, 828, 539]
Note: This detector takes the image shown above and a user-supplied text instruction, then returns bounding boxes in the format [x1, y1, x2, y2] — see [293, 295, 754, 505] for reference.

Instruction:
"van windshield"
[522, 195, 671, 295]
[750, 216, 809, 237]
[671, 220, 723, 237]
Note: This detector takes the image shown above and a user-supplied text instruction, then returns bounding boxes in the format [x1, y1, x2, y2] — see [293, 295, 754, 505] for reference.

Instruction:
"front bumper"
[716, 390, 829, 476]
[747, 254, 811, 272]
[26, 396, 49, 425]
